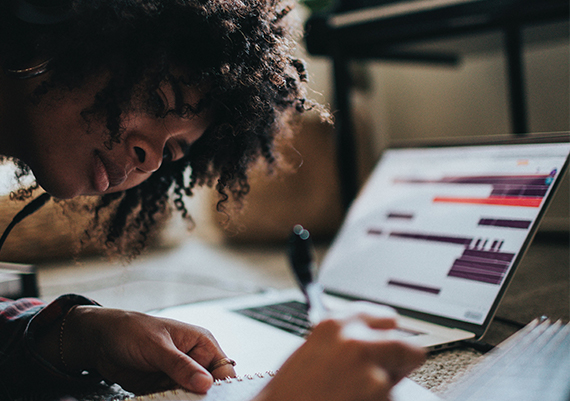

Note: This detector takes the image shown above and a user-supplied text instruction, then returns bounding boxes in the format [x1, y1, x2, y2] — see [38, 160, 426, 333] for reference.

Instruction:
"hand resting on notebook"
[36, 305, 237, 394]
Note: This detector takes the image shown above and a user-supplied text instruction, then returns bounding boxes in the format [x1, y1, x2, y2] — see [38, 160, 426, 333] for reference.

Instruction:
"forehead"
[157, 70, 211, 108]
[161, 77, 202, 102]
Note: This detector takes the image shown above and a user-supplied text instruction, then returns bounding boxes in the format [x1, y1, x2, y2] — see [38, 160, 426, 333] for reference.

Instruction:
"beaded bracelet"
[59, 304, 79, 371]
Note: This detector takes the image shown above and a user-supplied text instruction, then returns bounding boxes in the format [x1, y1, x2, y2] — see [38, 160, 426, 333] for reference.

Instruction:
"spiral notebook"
[129, 372, 274, 401]
[127, 372, 441, 401]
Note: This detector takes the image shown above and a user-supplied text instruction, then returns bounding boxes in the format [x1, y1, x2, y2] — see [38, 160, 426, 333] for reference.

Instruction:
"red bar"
[433, 196, 542, 208]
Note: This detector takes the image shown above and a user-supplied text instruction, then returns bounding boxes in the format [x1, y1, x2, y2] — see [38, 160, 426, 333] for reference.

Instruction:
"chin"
[41, 187, 81, 199]
[36, 177, 86, 199]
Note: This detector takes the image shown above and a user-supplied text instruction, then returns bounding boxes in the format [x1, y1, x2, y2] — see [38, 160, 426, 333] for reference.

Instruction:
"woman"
[0, 0, 425, 399]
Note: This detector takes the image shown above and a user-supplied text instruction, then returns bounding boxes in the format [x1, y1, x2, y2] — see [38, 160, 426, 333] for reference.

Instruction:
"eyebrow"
[172, 80, 186, 113]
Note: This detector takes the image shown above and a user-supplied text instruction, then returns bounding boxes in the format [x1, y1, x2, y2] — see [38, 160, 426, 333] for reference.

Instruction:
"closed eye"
[162, 139, 191, 163]
[178, 139, 191, 157]
[162, 144, 174, 163]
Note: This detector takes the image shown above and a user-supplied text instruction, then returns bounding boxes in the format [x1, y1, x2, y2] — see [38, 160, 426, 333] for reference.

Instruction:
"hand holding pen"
[259, 225, 425, 401]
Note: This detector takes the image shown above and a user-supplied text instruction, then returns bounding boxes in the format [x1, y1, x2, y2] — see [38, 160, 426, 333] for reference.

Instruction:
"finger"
[156, 347, 214, 393]
[369, 365, 392, 400]
[329, 309, 398, 332]
[370, 341, 426, 383]
[357, 314, 398, 330]
[331, 301, 399, 322]
[180, 330, 237, 380]
[185, 345, 237, 380]
[340, 317, 398, 342]
[207, 357, 237, 380]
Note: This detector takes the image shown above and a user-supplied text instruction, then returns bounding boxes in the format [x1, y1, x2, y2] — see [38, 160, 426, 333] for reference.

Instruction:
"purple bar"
[463, 249, 515, 262]
[396, 174, 552, 186]
[454, 258, 509, 272]
[478, 218, 532, 229]
[439, 175, 551, 186]
[490, 186, 548, 197]
[387, 212, 414, 220]
[390, 231, 472, 246]
[368, 229, 383, 235]
[449, 265, 504, 279]
[448, 271, 502, 285]
[447, 246, 512, 284]
[388, 279, 441, 295]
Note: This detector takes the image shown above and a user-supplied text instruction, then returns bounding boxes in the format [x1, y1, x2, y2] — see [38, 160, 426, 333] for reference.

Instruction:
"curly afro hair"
[0, 0, 316, 257]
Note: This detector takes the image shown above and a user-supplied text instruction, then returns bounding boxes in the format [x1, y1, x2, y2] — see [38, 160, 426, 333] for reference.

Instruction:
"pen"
[288, 224, 328, 325]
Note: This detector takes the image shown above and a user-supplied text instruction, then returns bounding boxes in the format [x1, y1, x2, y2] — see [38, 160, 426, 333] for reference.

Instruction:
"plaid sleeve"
[0, 294, 102, 397]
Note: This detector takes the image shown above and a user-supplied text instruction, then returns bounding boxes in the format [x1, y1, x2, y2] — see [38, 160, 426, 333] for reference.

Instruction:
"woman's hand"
[60, 306, 236, 394]
[252, 313, 425, 401]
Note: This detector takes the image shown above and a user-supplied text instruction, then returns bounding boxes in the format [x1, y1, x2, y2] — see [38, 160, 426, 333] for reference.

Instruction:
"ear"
[11, 0, 72, 25]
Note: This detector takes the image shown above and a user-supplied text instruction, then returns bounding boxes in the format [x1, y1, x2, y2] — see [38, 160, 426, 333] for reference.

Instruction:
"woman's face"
[15, 74, 209, 199]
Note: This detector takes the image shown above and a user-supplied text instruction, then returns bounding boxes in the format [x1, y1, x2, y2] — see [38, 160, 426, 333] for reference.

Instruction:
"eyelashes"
[163, 140, 192, 164]
[147, 85, 198, 164]
[162, 145, 174, 163]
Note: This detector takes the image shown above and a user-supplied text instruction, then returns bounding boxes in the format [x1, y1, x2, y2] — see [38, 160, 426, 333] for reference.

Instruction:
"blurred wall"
[298, 12, 569, 228]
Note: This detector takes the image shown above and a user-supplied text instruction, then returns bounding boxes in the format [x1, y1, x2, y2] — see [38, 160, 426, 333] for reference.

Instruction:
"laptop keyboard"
[234, 300, 423, 338]
[234, 301, 312, 337]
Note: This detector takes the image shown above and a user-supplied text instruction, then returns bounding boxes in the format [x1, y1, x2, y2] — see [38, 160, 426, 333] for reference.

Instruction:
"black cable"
[493, 316, 527, 329]
[461, 339, 495, 354]
[0, 192, 51, 255]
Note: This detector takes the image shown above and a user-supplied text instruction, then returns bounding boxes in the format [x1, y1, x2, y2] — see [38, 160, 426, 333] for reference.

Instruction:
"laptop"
[152, 133, 570, 375]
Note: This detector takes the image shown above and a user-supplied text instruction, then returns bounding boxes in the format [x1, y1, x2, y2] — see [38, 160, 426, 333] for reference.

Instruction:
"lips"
[93, 150, 127, 192]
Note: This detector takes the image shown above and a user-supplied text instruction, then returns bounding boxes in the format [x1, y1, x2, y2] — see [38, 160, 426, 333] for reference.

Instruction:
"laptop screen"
[319, 135, 570, 333]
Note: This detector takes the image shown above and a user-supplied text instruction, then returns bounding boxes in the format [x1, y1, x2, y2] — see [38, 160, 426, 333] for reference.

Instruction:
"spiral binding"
[125, 370, 278, 401]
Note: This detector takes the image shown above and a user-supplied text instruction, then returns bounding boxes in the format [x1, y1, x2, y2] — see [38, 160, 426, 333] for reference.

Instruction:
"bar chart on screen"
[318, 141, 570, 325]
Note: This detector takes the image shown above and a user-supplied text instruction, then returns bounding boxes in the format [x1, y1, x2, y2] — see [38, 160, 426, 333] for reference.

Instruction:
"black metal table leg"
[505, 26, 529, 135]
[332, 52, 359, 211]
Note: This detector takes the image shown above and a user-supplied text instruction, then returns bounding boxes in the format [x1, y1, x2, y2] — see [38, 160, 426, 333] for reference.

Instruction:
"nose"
[131, 141, 163, 173]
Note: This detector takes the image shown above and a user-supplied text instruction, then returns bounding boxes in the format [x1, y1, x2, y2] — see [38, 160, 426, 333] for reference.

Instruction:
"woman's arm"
[0, 295, 236, 396]
[0, 294, 102, 397]
[45, 305, 236, 394]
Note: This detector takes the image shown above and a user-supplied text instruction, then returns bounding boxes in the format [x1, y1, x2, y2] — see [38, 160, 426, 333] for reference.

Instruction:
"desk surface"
[28, 227, 569, 400]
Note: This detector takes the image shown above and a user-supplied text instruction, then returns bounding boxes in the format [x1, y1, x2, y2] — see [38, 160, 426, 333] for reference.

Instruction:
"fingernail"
[189, 371, 212, 392]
